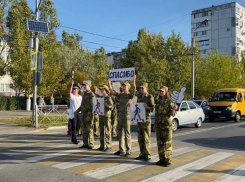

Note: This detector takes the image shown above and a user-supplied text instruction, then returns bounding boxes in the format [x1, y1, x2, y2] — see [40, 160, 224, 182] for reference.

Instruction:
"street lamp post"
[191, 38, 195, 99]
[191, 19, 208, 99]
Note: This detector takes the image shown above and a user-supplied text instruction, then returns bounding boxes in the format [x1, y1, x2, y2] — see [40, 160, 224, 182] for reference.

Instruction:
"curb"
[45, 126, 67, 130]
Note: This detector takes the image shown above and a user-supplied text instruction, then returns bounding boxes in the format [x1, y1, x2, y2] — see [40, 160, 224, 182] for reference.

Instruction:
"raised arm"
[108, 81, 115, 95]
[69, 80, 74, 98]
[132, 75, 136, 95]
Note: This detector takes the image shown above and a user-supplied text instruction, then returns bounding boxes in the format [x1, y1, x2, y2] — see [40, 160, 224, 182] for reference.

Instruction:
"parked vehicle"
[207, 88, 245, 122]
[193, 98, 209, 117]
[151, 100, 205, 132]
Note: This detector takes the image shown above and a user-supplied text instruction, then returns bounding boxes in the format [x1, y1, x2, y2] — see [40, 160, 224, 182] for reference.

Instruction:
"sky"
[27, 0, 245, 53]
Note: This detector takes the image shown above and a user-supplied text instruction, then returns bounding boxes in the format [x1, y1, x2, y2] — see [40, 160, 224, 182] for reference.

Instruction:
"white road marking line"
[84, 147, 198, 179]
[2, 143, 73, 156]
[140, 152, 234, 182]
[26, 140, 136, 162]
[213, 163, 245, 182]
[0, 139, 67, 151]
[52, 141, 155, 170]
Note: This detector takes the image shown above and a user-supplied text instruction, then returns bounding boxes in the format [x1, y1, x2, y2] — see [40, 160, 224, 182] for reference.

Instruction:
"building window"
[194, 11, 208, 19]
[199, 40, 209, 46]
[199, 49, 209, 54]
[195, 21, 209, 29]
[236, 7, 240, 14]
[194, 30, 208, 37]
[202, 31, 207, 36]
[202, 11, 208, 17]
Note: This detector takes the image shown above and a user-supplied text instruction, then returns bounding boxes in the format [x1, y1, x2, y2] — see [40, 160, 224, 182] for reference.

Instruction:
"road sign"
[31, 52, 37, 71]
[27, 20, 49, 33]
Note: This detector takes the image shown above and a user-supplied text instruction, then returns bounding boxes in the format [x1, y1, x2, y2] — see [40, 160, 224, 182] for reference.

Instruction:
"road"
[0, 118, 245, 182]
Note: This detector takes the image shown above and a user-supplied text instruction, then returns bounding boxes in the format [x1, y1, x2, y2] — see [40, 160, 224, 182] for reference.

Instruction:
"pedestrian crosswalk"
[0, 130, 245, 182]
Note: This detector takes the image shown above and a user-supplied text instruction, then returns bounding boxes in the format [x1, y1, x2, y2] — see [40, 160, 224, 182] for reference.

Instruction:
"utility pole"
[28, 0, 48, 129]
[33, 0, 39, 128]
[191, 38, 195, 99]
[190, 19, 208, 99]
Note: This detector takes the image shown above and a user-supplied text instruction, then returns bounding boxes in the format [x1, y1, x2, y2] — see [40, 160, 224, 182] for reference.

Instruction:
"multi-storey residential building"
[191, 2, 245, 56]
[106, 52, 125, 69]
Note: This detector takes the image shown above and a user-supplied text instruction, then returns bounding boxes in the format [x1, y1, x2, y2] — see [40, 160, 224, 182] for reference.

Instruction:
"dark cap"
[73, 84, 81, 90]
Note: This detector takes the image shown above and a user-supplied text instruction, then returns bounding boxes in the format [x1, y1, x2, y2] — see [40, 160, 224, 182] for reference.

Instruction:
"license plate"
[213, 111, 222, 113]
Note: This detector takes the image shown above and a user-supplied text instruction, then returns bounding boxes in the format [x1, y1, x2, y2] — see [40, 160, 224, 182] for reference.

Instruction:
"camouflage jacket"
[113, 92, 134, 115]
[136, 93, 155, 121]
[75, 91, 95, 117]
[155, 98, 174, 128]
[103, 95, 113, 118]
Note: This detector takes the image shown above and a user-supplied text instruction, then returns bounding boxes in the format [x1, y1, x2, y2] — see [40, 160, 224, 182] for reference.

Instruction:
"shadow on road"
[183, 136, 245, 152]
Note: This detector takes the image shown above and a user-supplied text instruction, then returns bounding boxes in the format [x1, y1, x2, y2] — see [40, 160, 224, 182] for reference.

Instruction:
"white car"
[151, 100, 205, 132]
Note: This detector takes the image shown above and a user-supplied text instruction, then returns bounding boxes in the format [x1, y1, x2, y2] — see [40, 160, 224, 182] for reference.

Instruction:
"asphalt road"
[0, 117, 245, 182]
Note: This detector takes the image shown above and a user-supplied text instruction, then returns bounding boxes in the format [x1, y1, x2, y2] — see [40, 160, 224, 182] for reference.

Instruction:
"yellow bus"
[207, 88, 245, 122]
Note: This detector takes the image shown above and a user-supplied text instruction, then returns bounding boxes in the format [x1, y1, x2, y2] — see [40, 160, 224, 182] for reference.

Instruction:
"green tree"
[121, 29, 195, 97]
[6, 0, 33, 95]
[0, 0, 16, 76]
[195, 50, 245, 99]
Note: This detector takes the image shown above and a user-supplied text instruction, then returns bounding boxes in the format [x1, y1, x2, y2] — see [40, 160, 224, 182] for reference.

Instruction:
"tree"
[195, 50, 245, 99]
[0, 0, 16, 76]
[121, 29, 195, 97]
[6, 0, 33, 95]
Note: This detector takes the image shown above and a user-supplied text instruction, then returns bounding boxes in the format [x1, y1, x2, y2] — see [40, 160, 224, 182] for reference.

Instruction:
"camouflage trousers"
[99, 116, 112, 149]
[93, 114, 99, 135]
[117, 113, 131, 153]
[137, 121, 151, 158]
[156, 126, 173, 163]
[111, 109, 117, 137]
[81, 113, 94, 147]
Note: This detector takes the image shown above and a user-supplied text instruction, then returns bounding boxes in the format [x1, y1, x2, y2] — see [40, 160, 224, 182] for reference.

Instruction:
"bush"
[7, 97, 16, 110]
[0, 96, 8, 110]
[0, 96, 29, 111]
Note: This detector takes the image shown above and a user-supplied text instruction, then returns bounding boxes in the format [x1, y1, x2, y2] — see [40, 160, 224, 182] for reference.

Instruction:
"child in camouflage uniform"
[97, 85, 113, 152]
[154, 86, 176, 167]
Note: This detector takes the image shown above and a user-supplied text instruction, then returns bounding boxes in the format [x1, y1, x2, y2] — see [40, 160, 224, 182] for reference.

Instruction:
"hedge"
[0, 96, 29, 110]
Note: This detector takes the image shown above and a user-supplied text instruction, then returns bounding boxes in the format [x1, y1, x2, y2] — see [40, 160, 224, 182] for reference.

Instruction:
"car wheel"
[234, 112, 241, 122]
[172, 119, 178, 132]
[209, 117, 215, 122]
[195, 118, 202, 128]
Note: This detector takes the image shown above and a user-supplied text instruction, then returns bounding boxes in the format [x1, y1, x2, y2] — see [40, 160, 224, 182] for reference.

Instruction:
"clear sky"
[27, 0, 245, 53]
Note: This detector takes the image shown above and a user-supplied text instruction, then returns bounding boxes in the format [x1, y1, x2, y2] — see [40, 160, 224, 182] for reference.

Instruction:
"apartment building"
[191, 2, 245, 56]
[106, 52, 125, 69]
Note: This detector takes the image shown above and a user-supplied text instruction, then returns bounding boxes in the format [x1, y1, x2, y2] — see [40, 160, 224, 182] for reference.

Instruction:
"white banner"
[112, 82, 121, 93]
[93, 98, 104, 115]
[130, 103, 146, 122]
[109, 67, 135, 81]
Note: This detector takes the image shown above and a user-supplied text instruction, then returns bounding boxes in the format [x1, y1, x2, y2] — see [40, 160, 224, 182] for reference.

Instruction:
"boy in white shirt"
[69, 80, 82, 144]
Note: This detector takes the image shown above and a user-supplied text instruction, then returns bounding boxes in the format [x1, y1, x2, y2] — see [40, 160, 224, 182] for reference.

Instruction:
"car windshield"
[193, 101, 202, 106]
[193, 102, 201, 108]
[211, 92, 237, 101]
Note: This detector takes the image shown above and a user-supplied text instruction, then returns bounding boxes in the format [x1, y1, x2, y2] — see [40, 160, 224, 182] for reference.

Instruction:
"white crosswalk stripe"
[0, 139, 67, 150]
[2, 143, 73, 156]
[84, 147, 198, 179]
[140, 152, 234, 182]
[214, 163, 245, 182]
[26, 139, 137, 162]
[52, 142, 157, 170]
